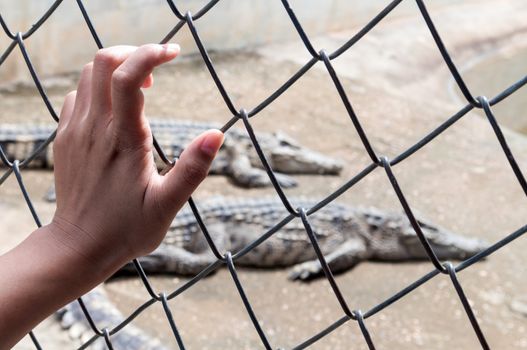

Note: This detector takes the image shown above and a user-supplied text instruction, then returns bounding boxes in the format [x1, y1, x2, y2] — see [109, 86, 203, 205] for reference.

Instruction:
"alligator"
[58, 196, 489, 349]
[0, 119, 343, 189]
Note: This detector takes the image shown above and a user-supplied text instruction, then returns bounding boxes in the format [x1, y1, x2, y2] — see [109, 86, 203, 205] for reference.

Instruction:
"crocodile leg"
[117, 244, 217, 276]
[288, 238, 370, 281]
[227, 143, 297, 188]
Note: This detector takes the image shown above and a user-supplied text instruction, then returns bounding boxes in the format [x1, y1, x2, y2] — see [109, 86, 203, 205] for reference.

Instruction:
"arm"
[0, 44, 224, 348]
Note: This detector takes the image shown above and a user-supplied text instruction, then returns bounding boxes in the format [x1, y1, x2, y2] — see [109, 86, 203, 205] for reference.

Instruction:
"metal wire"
[0, 0, 525, 349]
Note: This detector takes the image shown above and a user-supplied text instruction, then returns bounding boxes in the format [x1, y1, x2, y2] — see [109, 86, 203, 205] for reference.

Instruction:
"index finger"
[90, 45, 139, 116]
[111, 44, 180, 136]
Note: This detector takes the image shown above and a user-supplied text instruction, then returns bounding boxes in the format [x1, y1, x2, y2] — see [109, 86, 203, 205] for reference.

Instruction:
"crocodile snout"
[271, 148, 344, 175]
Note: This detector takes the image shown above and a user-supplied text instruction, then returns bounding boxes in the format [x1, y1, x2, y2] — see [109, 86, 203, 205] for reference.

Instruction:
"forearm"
[0, 223, 125, 349]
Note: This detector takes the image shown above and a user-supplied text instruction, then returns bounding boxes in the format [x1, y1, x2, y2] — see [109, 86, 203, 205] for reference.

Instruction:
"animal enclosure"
[0, 0, 526, 349]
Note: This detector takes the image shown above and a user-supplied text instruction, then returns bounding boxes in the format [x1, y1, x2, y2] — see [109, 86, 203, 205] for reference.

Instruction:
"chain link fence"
[0, 0, 526, 349]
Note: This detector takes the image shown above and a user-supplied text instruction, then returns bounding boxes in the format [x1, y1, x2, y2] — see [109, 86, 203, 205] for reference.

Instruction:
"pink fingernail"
[200, 130, 224, 157]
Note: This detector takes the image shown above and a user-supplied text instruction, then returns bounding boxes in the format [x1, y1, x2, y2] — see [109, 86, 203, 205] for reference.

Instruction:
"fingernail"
[162, 43, 180, 55]
[200, 130, 224, 157]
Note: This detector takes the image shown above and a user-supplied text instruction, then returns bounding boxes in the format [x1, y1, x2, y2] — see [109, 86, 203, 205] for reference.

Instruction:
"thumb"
[156, 129, 224, 216]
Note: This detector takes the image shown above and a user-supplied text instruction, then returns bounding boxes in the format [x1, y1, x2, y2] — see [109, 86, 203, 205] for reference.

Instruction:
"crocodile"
[0, 119, 343, 189]
[57, 286, 167, 350]
[58, 196, 489, 349]
[120, 196, 489, 278]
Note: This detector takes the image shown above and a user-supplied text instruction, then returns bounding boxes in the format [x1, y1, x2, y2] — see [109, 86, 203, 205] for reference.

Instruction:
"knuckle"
[111, 69, 134, 91]
[53, 128, 67, 152]
[82, 62, 93, 74]
[58, 90, 76, 120]
[94, 48, 120, 69]
[52, 136, 60, 152]
[181, 160, 208, 187]
[65, 90, 77, 101]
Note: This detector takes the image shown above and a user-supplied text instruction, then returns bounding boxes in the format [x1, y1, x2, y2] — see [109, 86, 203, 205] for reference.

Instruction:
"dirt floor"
[2, 0, 527, 349]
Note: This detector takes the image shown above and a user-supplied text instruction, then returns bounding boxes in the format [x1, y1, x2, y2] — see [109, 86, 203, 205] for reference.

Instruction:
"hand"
[50, 44, 224, 273]
[0, 43, 224, 349]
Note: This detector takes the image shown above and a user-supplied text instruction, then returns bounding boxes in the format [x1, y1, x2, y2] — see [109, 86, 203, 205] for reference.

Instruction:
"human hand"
[0, 44, 225, 348]
[49, 44, 224, 274]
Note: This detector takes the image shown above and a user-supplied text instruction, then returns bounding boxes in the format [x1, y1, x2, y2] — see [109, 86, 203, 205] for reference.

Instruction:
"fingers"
[72, 62, 93, 119]
[157, 130, 224, 216]
[90, 45, 138, 116]
[57, 91, 77, 131]
[111, 44, 179, 141]
[142, 73, 154, 89]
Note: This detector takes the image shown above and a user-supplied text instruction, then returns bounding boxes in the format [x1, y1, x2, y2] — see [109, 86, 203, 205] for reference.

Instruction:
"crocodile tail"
[56, 286, 168, 350]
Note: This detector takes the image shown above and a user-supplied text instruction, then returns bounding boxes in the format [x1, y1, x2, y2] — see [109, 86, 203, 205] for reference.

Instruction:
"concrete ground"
[2, 0, 527, 349]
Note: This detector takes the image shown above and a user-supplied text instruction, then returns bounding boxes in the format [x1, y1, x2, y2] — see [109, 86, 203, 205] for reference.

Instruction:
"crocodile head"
[265, 132, 344, 175]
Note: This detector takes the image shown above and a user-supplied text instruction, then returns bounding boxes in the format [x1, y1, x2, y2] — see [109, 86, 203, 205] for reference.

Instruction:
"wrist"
[0, 224, 128, 347]
[45, 216, 132, 280]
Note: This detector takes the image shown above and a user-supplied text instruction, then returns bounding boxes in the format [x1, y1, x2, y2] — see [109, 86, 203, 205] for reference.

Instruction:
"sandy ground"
[2, 0, 527, 349]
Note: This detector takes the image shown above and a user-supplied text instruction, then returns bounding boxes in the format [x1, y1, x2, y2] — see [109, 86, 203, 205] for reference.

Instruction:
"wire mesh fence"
[0, 0, 526, 349]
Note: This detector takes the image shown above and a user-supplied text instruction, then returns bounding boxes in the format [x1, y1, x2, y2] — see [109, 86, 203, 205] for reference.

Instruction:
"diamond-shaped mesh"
[0, 1, 526, 349]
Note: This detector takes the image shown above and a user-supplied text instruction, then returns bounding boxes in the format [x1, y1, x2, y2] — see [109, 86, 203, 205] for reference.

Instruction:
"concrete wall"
[0, 0, 460, 82]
